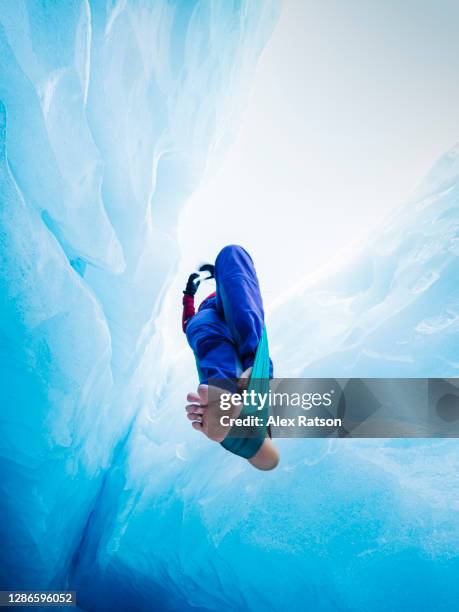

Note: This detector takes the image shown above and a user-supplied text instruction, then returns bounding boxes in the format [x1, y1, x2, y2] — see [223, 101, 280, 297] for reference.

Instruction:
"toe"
[197, 384, 209, 404]
[187, 413, 203, 422]
[186, 404, 205, 414]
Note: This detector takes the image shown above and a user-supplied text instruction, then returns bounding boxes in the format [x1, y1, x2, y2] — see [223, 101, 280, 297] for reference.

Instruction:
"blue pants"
[186, 245, 273, 387]
[186, 245, 273, 459]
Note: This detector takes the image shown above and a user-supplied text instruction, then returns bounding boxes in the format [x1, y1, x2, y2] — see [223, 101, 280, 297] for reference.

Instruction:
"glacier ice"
[270, 143, 459, 379]
[0, 0, 279, 606]
[1, 2, 459, 611]
[101, 144, 459, 612]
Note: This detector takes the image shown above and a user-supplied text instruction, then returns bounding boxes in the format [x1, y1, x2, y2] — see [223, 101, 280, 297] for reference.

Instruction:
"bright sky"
[177, 0, 459, 305]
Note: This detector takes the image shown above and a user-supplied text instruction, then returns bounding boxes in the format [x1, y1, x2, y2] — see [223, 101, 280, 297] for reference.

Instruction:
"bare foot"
[185, 384, 244, 443]
[185, 372, 280, 471]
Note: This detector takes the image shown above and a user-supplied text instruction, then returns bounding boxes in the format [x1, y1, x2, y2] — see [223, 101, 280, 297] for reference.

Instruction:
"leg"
[214, 245, 273, 374]
[185, 306, 242, 385]
[186, 306, 247, 442]
[185, 308, 277, 465]
[248, 438, 280, 471]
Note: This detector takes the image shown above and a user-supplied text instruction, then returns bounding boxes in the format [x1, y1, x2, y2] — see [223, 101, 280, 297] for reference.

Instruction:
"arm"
[182, 294, 196, 332]
[182, 272, 200, 333]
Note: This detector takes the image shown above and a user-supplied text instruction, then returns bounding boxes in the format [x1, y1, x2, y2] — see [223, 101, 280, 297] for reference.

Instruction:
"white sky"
[177, 0, 459, 305]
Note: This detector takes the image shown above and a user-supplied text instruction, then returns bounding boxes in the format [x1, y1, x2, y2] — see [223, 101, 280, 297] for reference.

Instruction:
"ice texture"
[271, 142, 459, 379]
[1, 2, 459, 611]
[106, 144, 459, 612]
[0, 0, 279, 607]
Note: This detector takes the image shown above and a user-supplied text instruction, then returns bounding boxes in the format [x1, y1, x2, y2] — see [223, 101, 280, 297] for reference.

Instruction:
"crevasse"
[1, 2, 459, 611]
[0, 1, 279, 609]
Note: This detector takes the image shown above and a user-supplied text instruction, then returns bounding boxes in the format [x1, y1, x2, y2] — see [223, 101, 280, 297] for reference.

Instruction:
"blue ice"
[0, 2, 458, 611]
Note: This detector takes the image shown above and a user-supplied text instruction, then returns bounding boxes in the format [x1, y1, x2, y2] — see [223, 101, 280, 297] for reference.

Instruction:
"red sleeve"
[182, 294, 195, 332]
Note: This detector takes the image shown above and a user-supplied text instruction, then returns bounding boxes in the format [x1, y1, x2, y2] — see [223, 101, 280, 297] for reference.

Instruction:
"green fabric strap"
[220, 326, 270, 458]
[247, 326, 270, 405]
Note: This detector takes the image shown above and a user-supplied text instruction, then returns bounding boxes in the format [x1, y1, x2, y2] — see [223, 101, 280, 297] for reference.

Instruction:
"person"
[182, 245, 279, 470]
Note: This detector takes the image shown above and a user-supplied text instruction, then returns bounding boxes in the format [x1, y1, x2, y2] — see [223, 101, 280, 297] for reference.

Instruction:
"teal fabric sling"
[220, 326, 271, 459]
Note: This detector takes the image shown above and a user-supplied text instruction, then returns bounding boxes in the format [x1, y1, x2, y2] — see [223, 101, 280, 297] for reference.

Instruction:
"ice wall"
[270, 142, 459, 378]
[0, 0, 279, 604]
[91, 143, 459, 611]
[1, 1, 458, 611]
